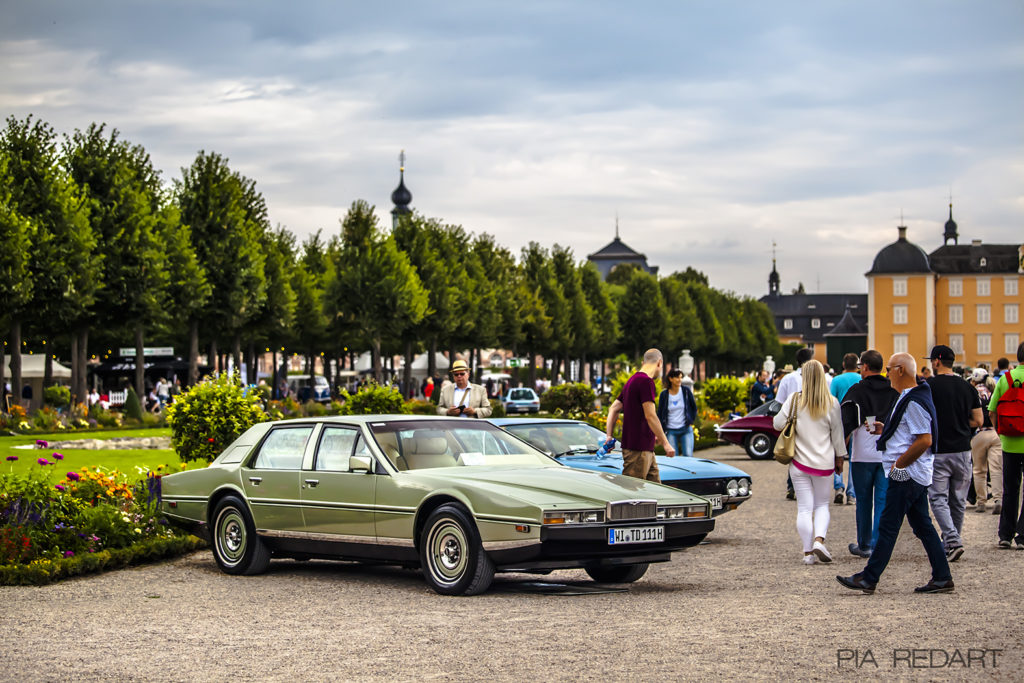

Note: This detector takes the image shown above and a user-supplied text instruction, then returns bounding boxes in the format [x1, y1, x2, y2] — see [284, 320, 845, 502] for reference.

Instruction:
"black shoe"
[786, 488, 795, 500]
[834, 491, 844, 504]
[836, 574, 876, 594]
[848, 543, 871, 558]
[914, 578, 954, 594]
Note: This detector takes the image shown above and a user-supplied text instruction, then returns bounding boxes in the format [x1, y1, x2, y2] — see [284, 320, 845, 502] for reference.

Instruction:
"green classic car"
[160, 416, 714, 595]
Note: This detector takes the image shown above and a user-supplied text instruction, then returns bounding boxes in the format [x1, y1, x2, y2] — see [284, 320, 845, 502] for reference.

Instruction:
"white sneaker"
[803, 554, 817, 565]
[812, 540, 833, 563]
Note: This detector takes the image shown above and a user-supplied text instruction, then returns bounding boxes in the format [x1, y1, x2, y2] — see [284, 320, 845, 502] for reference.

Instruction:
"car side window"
[315, 427, 359, 471]
[252, 427, 313, 470]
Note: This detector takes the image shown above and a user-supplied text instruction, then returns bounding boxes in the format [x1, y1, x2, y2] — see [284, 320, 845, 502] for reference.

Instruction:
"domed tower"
[390, 150, 412, 230]
[943, 203, 958, 245]
[768, 241, 781, 296]
[866, 223, 935, 361]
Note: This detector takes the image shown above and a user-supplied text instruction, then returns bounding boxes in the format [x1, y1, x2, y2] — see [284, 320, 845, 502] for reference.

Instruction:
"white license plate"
[705, 495, 722, 509]
[608, 526, 664, 545]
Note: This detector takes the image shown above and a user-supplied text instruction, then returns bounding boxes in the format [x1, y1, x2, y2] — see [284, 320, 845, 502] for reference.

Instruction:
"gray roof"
[867, 229, 931, 275]
[928, 243, 1022, 274]
[759, 293, 868, 343]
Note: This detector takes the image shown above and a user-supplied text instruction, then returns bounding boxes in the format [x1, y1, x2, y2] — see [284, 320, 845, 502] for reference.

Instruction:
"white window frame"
[949, 334, 964, 355]
[948, 304, 963, 325]
[893, 334, 908, 354]
[977, 278, 990, 297]
[892, 277, 907, 296]
[948, 278, 962, 297]
[1005, 303, 1019, 325]
[783, 319, 793, 330]
[977, 304, 991, 325]
[811, 318, 821, 329]
[1005, 277, 1019, 296]
[977, 334, 991, 356]
[1007, 334, 1020, 355]
[893, 305, 908, 325]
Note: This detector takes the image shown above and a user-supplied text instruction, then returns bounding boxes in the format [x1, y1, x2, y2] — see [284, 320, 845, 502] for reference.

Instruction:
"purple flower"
[63, 550, 74, 558]
[36, 439, 49, 448]
[66, 471, 81, 481]
[5, 456, 17, 462]
[37, 458, 52, 466]
[52, 452, 64, 461]
[55, 484, 66, 492]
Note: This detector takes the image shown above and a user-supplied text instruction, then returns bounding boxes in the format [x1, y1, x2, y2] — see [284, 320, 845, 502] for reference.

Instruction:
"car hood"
[404, 465, 698, 508]
[557, 453, 750, 481]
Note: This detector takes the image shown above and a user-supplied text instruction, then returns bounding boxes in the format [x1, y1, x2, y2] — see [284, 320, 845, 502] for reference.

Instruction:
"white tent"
[4, 354, 72, 379]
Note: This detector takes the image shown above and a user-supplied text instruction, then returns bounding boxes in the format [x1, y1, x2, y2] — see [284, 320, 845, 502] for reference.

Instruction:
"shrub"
[304, 400, 327, 417]
[32, 406, 62, 431]
[124, 387, 144, 422]
[701, 376, 747, 415]
[489, 398, 505, 418]
[43, 385, 71, 410]
[338, 382, 408, 415]
[405, 399, 438, 415]
[165, 373, 266, 462]
[540, 382, 597, 416]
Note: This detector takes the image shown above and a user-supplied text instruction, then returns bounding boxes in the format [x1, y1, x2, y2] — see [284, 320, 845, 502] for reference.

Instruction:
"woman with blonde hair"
[773, 360, 847, 564]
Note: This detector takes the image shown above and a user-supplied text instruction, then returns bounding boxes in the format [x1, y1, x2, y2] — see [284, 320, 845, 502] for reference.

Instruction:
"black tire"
[211, 495, 271, 575]
[585, 563, 649, 584]
[419, 504, 494, 596]
[745, 432, 775, 460]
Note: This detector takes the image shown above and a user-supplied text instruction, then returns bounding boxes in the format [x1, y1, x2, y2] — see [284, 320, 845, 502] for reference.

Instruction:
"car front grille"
[664, 479, 724, 496]
[607, 500, 657, 521]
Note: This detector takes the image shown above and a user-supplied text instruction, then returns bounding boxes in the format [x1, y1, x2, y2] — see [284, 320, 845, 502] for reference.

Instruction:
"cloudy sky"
[2, 1, 1022, 298]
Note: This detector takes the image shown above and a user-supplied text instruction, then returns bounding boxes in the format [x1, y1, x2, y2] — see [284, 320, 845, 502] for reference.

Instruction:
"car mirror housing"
[350, 455, 374, 473]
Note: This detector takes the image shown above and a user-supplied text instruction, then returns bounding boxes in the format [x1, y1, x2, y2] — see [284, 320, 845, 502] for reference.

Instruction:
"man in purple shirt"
[605, 348, 676, 482]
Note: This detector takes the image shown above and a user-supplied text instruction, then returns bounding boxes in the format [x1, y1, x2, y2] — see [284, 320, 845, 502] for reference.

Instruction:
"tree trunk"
[209, 339, 218, 376]
[246, 341, 255, 385]
[77, 328, 89, 402]
[271, 349, 279, 399]
[44, 351, 53, 388]
[232, 334, 242, 379]
[0, 331, 6, 411]
[10, 320, 23, 410]
[427, 338, 437, 381]
[135, 324, 146, 400]
[403, 340, 414, 398]
[372, 338, 382, 383]
[188, 319, 199, 386]
[527, 348, 537, 388]
[69, 333, 79, 405]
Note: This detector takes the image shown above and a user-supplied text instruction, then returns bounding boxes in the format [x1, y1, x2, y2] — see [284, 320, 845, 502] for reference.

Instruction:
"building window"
[1006, 304, 1019, 325]
[1006, 277, 1019, 296]
[949, 305, 963, 325]
[977, 278, 990, 297]
[893, 278, 907, 296]
[892, 305, 907, 325]
[948, 278, 962, 297]
[1007, 334, 1021, 355]
[811, 318, 821, 329]
[949, 334, 964, 355]
[977, 334, 991, 356]
[893, 334, 908, 354]
[977, 304, 991, 325]
[783, 319, 793, 330]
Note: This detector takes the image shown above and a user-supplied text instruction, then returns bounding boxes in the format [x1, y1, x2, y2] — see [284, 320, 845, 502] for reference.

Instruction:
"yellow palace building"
[867, 206, 1023, 370]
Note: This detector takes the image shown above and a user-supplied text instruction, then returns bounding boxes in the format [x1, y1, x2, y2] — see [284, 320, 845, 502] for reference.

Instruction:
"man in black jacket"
[841, 350, 898, 558]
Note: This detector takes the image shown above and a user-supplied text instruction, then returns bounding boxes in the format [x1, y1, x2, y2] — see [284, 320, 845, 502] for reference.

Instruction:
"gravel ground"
[2, 443, 1021, 681]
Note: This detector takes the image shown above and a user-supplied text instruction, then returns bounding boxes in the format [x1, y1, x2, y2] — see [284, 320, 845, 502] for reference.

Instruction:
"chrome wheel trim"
[215, 507, 247, 567]
[427, 518, 469, 586]
[750, 433, 771, 457]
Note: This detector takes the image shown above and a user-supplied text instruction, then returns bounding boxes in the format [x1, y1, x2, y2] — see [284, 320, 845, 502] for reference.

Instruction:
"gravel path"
[2, 443, 1021, 681]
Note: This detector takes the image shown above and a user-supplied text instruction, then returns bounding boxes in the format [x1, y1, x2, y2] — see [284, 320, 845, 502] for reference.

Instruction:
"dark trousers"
[999, 451, 1024, 543]
[861, 477, 951, 585]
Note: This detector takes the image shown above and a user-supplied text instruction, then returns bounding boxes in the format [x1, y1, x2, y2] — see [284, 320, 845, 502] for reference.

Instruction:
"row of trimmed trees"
[1, 115, 780, 408]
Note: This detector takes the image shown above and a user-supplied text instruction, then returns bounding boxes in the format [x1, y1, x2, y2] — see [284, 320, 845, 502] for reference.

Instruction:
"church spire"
[943, 200, 958, 246]
[390, 150, 413, 230]
[768, 240, 781, 296]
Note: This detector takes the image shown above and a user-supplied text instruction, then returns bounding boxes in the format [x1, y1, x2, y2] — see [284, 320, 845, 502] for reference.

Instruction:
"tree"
[616, 269, 667, 359]
[579, 262, 620, 385]
[659, 276, 704, 366]
[522, 242, 569, 378]
[551, 245, 594, 381]
[243, 227, 295, 387]
[324, 201, 428, 382]
[64, 123, 167, 401]
[0, 152, 35, 407]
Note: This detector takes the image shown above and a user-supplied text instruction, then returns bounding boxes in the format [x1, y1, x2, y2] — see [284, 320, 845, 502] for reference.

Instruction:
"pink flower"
[5, 456, 17, 462]
[52, 452, 64, 461]
[63, 551, 74, 558]
[55, 484, 66, 492]
[37, 458, 52, 466]
[35, 439, 49, 448]
[66, 471, 81, 481]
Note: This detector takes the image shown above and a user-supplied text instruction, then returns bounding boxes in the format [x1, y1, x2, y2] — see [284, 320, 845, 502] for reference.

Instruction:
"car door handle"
[304, 479, 319, 488]
[248, 477, 262, 485]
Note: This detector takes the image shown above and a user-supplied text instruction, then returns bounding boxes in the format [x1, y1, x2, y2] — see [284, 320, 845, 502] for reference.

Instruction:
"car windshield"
[502, 422, 608, 457]
[509, 389, 534, 400]
[747, 400, 782, 417]
[368, 420, 553, 471]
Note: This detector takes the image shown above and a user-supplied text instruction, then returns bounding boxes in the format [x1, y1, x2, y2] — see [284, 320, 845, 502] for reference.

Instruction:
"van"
[287, 375, 331, 403]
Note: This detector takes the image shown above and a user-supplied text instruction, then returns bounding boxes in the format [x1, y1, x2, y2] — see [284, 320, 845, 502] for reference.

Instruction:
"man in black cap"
[924, 344, 983, 562]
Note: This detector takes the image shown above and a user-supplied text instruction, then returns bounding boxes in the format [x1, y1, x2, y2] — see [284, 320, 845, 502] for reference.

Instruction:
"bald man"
[606, 348, 676, 482]
[837, 353, 954, 595]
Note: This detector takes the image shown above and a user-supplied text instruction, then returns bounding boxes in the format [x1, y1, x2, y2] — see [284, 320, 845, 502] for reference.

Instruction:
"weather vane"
[399, 149, 405, 173]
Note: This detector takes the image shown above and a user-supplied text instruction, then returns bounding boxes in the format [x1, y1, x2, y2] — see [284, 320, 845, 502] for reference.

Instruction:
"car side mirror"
[350, 454, 374, 473]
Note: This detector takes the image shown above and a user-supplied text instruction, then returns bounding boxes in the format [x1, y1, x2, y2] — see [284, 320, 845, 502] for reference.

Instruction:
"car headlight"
[738, 478, 750, 496]
[658, 505, 707, 519]
[726, 479, 740, 497]
[543, 510, 605, 524]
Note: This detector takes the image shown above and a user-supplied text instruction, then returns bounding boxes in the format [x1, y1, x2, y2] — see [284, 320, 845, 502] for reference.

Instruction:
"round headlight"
[726, 479, 739, 497]
[738, 478, 750, 496]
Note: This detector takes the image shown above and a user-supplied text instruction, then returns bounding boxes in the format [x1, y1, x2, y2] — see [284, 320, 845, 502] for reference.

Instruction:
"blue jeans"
[666, 426, 694, 457]
[851, 462, 888, 551]
[861, 477, 951, 585]
[833, 455, 856, 498]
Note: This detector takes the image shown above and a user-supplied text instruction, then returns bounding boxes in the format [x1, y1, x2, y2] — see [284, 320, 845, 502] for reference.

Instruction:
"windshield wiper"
[554, 445, 599, 457]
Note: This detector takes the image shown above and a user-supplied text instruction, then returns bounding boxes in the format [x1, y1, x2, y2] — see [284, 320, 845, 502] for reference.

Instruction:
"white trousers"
[790, 464, 833, 552]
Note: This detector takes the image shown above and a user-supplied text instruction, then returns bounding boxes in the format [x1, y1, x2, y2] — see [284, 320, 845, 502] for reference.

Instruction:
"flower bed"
[1, 457, 204, 586]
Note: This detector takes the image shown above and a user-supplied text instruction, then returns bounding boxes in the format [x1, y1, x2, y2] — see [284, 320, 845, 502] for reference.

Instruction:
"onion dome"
[391, 170, 412, 212]
[867, 225, 931, 274]
[943, 203, 958, 245]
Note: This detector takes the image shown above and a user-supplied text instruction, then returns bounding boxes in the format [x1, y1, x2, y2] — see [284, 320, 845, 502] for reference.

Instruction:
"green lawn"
[1, 427, 187, 483]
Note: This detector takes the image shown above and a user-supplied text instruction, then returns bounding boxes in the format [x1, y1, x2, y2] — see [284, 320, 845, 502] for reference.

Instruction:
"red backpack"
[995, 368, 1024, 437]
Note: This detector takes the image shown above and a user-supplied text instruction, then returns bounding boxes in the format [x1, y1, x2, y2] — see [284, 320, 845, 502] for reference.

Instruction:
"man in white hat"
[436, 359, 492, 418]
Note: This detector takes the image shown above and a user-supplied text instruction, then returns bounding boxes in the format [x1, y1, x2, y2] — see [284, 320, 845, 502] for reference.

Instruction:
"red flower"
[207, 437, 215, 443]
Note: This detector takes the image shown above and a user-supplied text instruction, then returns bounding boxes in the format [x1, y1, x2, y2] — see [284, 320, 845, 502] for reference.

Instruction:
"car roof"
[488, 417, 579, 426]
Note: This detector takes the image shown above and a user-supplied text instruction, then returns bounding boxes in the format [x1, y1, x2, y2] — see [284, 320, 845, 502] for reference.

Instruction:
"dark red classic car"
[715, 400, 781, 459]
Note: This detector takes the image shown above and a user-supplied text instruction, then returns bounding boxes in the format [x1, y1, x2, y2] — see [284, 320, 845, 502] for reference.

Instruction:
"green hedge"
[0, 534, 207, 586]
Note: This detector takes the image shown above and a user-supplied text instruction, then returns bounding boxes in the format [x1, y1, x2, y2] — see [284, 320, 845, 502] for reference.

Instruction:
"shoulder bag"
[774, 392, 800, 465]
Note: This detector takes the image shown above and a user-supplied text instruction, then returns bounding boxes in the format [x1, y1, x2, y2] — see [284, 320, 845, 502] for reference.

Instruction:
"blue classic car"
[490, 417, 752, 518]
